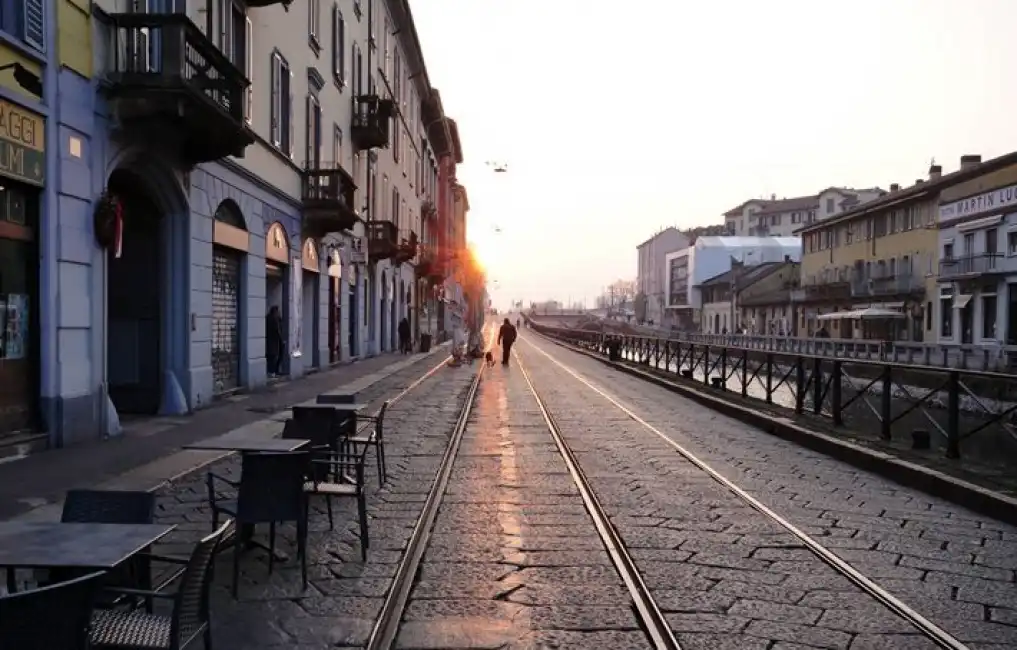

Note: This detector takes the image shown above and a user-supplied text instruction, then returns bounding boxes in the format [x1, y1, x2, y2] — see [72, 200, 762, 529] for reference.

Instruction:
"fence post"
[831, 360, 843, 426]
[946, 371, 961, 459]
[880, 365, 892, 440]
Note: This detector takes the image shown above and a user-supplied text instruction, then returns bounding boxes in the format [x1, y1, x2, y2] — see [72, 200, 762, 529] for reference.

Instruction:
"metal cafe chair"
[206, 453, 310, 598]
[346, 400, 390, 487]
[0, 570, 106, 650]
[303, 441, 370, 560]
[89, 520, 232, 650]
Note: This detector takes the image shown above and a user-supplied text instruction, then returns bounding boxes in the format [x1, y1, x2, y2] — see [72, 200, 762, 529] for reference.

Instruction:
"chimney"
[770, 193, 776, 201]
[890, 183, 900, 192]
[960, 154, 982, 171]
[915, 179, 924, 185]
[929, 164, 942, 180]
[784, 254, 791, 263]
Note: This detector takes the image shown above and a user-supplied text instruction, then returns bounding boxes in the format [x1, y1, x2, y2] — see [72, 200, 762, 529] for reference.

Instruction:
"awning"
[957, 214, 1003, 233]
[953, 294, 973, 309]
[817, 307, 906, 321]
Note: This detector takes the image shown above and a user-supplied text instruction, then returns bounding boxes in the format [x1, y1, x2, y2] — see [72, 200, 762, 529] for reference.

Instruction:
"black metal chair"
[206, 453, 310, 598]
[347, 400, 389, 486]
[0, 571, 106, 650]
[89, 519, 231, 650]
[289, 405, 350, 449]
[304, 442, 370, 560]
[58, 489, 163, 611]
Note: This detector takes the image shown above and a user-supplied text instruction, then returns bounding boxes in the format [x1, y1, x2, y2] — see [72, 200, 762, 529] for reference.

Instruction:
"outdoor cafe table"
[183, 436, 312, 562]
[0, 521, 175, 592]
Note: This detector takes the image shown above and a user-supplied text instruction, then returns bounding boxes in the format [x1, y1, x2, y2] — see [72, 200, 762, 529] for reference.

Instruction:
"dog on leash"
[484, 350, 496, 367]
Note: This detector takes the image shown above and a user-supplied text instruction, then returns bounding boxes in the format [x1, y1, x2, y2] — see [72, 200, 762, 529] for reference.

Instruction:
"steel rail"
[515, 351, 682, 650]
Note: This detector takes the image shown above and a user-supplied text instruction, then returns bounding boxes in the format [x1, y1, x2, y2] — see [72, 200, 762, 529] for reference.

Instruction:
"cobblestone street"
[397, 358, 646, 649]
[516, 332, 1017, 649]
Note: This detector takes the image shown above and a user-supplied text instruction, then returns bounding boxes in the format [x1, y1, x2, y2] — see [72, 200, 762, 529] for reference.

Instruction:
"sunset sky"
[412, 0, 1017, 310]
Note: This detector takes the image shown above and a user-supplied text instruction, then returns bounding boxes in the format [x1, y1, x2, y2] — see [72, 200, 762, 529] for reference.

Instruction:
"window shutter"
[24, 0, 46, 52]
[288, 68, 295, 158]
[270, 55, 279, 145]
[305, 95, 312, 166]
[245, 18, 253, 125]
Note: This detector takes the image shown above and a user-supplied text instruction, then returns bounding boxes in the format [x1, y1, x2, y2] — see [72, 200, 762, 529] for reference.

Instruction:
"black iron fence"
[527, 320, 1017, 465]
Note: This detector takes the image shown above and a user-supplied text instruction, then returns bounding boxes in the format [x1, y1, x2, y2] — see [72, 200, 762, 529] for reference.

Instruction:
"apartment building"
[699, 261, 798, 335]
[724, 188, 885, 237]
[635, 227, 688, 326]
[797, 154, 1017, 341]
[936, 155, 1017, 347]
[38, 0, 460, 447]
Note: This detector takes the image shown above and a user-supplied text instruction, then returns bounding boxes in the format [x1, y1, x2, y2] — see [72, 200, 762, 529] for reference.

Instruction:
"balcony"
[939, 253, 1005, 281]
[421, 200, 437, 220]
[850, 274, 926, 298]
[351, 95, 395, 150]
[100, 12, 254, 164]
[394, 231, 419, 265]
[366, 220, 398, 261]
[301, 163, 359, 237]
[416, 246, 446, 284]
[802, 280, 851, 302]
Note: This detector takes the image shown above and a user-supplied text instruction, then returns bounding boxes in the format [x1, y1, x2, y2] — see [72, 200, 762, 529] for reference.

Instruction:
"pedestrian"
[497, 317, 517, 366]
[398, 317, 411, 354]
[266, 305, 284, 376]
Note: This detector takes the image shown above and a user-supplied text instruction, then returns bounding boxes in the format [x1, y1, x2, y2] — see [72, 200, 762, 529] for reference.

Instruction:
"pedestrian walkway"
[0, 346, 449, 521]
[395, 362, 647, 649]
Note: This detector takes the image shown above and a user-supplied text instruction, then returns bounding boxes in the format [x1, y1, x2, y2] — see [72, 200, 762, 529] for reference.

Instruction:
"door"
[328, 277, 339, 363]
[211, 247, 242, 394]
[348, 270, 357, 356]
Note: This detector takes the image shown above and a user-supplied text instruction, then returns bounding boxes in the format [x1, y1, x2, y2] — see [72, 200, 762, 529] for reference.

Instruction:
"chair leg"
[378, 441, 387, 485]
[375, 444, 385, 487]
[357, 492, 369, 561]
[267, 522, 276, 575]
[326, 496, 334, 530]
[298, 519, 308, 591]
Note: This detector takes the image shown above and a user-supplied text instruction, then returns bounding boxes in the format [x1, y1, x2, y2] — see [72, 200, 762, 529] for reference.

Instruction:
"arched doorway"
[327, 249, 342, 364]
[106, 169, 164, 414]
[301, 238, 320, 369]
[265, 222, 290, 377]
[211, 200, 247, 394]
[380, 271, 388, 351]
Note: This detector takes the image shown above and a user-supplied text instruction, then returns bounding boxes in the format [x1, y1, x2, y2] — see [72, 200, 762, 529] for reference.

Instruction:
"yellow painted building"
[798, 178, 940, 341]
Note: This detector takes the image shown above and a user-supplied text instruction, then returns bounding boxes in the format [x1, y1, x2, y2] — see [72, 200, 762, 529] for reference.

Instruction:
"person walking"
[398, 317, 411, 354]
[497, 317, 517, 366]
[266, 306, 284, 376]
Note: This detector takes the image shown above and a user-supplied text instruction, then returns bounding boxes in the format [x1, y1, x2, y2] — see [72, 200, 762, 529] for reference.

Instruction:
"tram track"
[520, 334, 971, 650]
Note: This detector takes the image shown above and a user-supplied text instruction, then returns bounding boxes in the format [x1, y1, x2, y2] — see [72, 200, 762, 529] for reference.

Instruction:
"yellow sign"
[0, 99, 44, 186]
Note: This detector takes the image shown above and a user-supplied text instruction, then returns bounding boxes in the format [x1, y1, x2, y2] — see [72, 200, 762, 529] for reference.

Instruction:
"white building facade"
[636, 227, 688, 326]
[724, 188, 885, 238]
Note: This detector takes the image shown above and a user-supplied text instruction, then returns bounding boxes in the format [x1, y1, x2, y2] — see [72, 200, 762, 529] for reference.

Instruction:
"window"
[926, 301, 933, 331]
[308, 0, 321, 52]
[0, 0, 45, 51]
[382, 18, 391, 78]
[391, 187, 399, 227]
[983, 294, 998, 339]
[352, 43, 363, 96]
[305, 93, 321, 168]
[940, 296, 953, 338]
[826, 198, 835, 213]
[1009, 232, 1017, 256]
[1008, 285, 1017, 344]
[393, 115, 400, 162]
[943, 242, 954, 259]
[332, 124, 342, 167]
[269, 52, 293, 155]
[332, 5, 345, 86]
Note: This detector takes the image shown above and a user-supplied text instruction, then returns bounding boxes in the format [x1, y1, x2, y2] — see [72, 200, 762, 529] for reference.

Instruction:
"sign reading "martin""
[939, 183, 1017, 222]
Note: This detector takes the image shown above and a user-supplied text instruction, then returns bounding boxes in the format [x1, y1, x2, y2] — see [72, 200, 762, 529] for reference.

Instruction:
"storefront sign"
[349, 236, 367, 264]
[939, 183, 1017, 222]
[266, 222, 289, 264]
[0, 99, 44, 186]
[302, 238, 320, 273]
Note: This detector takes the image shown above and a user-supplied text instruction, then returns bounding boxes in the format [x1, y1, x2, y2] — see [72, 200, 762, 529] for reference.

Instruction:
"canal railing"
[526, 320, 1017, 464]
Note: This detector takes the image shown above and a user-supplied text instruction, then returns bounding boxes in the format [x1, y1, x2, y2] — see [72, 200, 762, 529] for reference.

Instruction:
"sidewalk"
[0, 345, 450, 521]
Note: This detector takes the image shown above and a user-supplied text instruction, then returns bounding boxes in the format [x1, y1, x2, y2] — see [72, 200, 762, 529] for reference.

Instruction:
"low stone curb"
[531, 332, 1017, 527]
[13, 342, 452, 522]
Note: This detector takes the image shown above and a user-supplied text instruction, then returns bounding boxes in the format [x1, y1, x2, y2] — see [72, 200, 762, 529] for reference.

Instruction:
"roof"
[700, 262, 788, 289]
[754, 194, 820, 216]
[695, 236, 801, 248]
[797, 150, 1017, 234]
[636, 227, 682, 250]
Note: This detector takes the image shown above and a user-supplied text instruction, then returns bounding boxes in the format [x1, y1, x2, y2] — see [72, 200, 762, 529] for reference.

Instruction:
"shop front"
[326, 248, 342, 364]
[0, 99, 44, 442]
[301, 238, 321, 371]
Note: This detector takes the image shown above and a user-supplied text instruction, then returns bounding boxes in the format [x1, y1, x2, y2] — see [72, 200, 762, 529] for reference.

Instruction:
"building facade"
[797, 153, 1017, 342]
[30, 0, 461, 449]
[635, 227, 687, 326]
[936, 157, 1017, 348]
[0, 0, 56, 455]
[724, 188, 885, 238]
